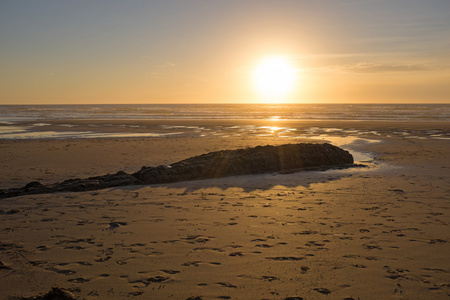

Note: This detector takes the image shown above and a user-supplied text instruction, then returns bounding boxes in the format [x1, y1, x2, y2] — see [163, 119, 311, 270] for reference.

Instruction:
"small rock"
[14, 287, 77, 300]
[109, 222, 128, 229]
[24, 181, 43, 189]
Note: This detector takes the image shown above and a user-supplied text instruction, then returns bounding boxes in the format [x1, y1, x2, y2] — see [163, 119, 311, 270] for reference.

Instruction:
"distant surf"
[1, 103, 449, 122]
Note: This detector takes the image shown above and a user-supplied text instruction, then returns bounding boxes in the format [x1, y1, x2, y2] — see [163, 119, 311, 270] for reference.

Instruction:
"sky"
[1, 0, 449, 104]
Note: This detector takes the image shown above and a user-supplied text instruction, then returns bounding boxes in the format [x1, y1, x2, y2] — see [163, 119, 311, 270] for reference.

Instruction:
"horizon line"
[1, 102, 449, 106]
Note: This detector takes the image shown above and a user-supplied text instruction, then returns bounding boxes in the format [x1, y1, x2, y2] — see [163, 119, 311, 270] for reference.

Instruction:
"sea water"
[1, 104, 449, 122]
[0, 104, 449, 140]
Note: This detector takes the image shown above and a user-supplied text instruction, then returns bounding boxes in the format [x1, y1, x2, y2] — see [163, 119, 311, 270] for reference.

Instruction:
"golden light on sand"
[253, 56, 297, 102]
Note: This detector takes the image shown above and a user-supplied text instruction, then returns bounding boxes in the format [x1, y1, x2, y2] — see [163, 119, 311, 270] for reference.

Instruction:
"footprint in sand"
[182, 261, 201, 267]
[314, 288, 331, 295]
[57, 238, 96, 246]
[95, 256, 111, 262]
[394, 283, 403, 295]
[67, 277, 90, 283]
[160, 269, 180, 274]
[261, 275, 279, 282]
[147, 276, 169, 282]
[300, 266, 309, 274]
[352, 264, 367, 268]
[45, 267, 76, 275]
[147, 251, 164, 256]
[292, 230, 318, 235]
[40, 218, 57, 222]
[182, 261, 221, 267]
[343, 254, 360, 259]
[217, 282, 237, 288]
[265, 257, 305, 261]
[250, 238, 266, 242]
[305, 241, 326, 247]
[63, 245, 85, 250]
[383, 266, 410, 280]
[422, 267, 448, 273]
[361, 206, 380, 211]
[129, 276, 170, 287]
[193, 247, 224, 252]
[181, 235, 213, 244]
[365, 256, 379, 260]
[115, 259, 129, 265]
[256, 244, 272, 248]
[362, 244, 382, 250]
[57, 262, 92, 267]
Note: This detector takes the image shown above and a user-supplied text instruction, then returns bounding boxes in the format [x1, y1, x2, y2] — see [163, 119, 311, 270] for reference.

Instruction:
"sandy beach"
[3, 0, 450, 297]
[0, 120, 449, 299]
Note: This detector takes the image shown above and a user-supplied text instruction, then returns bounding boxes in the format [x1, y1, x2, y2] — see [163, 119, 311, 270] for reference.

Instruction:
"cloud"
[161, 61, 176, 68]
[330, 62, 432, 73]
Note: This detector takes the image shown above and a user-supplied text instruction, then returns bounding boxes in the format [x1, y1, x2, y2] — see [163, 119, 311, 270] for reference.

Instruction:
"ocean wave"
[0, 104, 449, 122]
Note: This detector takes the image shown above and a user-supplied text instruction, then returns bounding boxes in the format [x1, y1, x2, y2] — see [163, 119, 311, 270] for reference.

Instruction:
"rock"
[134, 143, 353, 183]
[109, 221, 128, 229]
[0, 143, 354, 199]
[13, 287, 77, 300]
[24, 181, 43, 189]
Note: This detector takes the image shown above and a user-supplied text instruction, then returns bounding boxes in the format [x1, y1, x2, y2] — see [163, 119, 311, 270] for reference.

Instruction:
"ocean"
[0, 104, 449, 140]
[1, 104, 449, 122]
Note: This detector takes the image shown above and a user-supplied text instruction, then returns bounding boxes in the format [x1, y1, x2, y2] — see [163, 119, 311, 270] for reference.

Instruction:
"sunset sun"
[253, 56, 298, 101]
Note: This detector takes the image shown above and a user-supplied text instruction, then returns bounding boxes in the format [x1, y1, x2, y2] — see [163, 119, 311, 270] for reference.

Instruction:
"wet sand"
[0, 120, 449, 299]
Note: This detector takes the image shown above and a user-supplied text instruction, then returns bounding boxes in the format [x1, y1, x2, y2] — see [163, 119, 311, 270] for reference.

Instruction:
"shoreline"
[0, 118, 447, 189]
[1, 118, 449, 141]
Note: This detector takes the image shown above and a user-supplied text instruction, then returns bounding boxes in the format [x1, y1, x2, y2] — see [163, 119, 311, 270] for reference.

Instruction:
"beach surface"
[0, 120, 449, 299]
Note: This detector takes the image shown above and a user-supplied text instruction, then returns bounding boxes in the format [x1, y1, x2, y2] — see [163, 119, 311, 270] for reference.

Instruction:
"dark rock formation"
[0, 143, 354, 199]
[0, 171, 142, 199]
[134, 143, 353, 183]
[12, 287, 77, 300]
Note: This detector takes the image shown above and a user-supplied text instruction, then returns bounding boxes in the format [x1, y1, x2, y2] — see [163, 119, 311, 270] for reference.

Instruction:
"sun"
[253, 56, 298, 101]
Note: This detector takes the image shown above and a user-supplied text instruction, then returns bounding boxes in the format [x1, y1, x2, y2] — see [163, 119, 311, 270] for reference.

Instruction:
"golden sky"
[1, 1, 449, 104]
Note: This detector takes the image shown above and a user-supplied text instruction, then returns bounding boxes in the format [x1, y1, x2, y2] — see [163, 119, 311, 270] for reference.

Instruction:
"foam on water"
[0, 126, 29, 135]
[0, 130, 184, 140]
